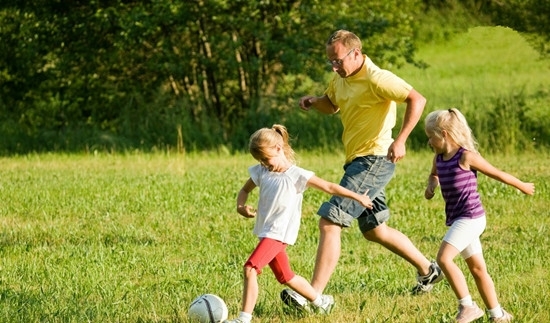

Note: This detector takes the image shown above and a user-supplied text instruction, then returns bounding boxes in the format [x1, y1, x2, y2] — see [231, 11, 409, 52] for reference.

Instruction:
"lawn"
[0, 150, 547, 323]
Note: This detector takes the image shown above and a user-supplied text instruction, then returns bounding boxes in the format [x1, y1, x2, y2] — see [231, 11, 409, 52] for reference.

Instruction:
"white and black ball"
[188, 294, 228, 323]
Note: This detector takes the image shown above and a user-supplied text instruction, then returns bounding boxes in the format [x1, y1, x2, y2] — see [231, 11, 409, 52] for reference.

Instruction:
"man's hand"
[299, 96, 315, 111]
[387, 141, 406, 163]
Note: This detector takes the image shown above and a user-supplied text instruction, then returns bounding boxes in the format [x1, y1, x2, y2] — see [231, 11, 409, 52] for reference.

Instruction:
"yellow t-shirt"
[325, 55, 412, 164]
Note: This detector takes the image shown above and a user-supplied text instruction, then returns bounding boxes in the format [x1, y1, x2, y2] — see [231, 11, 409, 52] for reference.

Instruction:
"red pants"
[245, 238, 295, 284]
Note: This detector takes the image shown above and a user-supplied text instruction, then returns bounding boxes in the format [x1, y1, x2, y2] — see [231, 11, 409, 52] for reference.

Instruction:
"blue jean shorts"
[317, 155, 395, 233]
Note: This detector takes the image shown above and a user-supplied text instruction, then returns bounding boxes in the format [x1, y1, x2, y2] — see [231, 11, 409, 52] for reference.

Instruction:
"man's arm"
[387, 89, 426, 163]
[299, 95, 339, 115]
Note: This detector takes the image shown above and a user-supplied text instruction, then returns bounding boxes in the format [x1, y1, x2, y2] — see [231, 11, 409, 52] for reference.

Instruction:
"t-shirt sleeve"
[248, 164, 262, 186]
[372, 69, 412, 103]
[293, 167, 314, 193]
[324, 74, 338, 105]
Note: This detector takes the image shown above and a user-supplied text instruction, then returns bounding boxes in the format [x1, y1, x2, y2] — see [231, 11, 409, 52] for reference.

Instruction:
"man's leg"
[310, 217, 343, 293]
[363, 222, 444, 293]
[363, 223, 432, 275]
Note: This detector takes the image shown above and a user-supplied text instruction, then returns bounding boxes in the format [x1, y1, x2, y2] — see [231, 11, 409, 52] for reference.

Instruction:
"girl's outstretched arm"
[306, 175, 373, 209]
[462, 151, 535, 195]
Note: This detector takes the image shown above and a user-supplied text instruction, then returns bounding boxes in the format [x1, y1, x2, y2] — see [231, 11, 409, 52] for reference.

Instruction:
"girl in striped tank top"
[424, 108, 534, 323]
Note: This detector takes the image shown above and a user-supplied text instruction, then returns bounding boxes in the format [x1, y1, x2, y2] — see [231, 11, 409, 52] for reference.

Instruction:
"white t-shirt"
[249, 164, 314, 245]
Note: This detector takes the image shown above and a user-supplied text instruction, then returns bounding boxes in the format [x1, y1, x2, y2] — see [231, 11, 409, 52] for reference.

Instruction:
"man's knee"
[362, 223, 386, 242]
[362, 229, 377, 242]
[319, 217, 342, 233]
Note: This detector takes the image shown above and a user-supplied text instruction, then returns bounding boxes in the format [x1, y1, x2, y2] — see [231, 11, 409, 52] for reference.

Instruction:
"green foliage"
[420, 0, 550, 56]
[0, 0, 421, 154]
[0, 1, 548, 154]
[479, 0, 550, 57]
[415, 0, 492, 44]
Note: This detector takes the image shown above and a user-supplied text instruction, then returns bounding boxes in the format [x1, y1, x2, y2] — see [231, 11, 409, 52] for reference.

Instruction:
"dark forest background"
[1, 0, 548, 154]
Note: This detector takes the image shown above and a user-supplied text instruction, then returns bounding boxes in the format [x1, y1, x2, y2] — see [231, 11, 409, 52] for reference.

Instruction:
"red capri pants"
[244, 237, 295, 284]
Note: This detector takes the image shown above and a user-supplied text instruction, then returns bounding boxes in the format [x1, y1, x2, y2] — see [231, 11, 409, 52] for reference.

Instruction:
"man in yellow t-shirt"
[280, 30, 444, 311]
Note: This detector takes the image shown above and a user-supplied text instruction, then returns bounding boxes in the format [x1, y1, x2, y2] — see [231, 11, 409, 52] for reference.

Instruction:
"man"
[281, 29, 444, 311]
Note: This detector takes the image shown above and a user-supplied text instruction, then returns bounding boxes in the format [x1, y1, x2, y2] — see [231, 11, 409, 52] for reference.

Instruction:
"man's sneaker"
[411, 261, 445, 294]
[456, 302, 485, 323]
[490, 309, 513, 322]
[280, 288, 311, 313]
[314, 294, 334, 314]
[223, 320, 246, 323]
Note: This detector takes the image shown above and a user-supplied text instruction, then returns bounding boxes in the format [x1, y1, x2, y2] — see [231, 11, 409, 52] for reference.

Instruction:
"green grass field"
[0, 150, 548, 323]
[397, 26, 549, 113]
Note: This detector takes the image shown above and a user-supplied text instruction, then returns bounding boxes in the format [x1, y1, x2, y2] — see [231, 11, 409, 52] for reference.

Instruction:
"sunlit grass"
[397, 26, 550, 113]
[0, 151, 547, 323]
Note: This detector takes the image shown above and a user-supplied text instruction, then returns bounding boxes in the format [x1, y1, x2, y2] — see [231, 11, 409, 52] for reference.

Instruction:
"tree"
[481, 0, 550, 56]
[0, 0, 423, 152]
[426, 0, 550, 56]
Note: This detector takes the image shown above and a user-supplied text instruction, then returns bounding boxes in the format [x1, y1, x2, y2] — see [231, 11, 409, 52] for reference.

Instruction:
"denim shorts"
[317, 155, 395, 233]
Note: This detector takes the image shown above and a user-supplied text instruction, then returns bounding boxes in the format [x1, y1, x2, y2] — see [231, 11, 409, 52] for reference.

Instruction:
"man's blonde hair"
[326, 30, 362, 50]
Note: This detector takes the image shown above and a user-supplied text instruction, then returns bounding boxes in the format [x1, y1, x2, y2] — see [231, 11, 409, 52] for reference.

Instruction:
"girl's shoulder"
[286, 165, 314, 180]
[459, 149, 485, 171]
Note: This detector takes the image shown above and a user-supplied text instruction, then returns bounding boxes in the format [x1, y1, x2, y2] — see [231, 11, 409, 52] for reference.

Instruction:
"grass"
[287, 25, 549, 154]
[0, 150, 548, 323]
[397, 26, 550, 113]
[394, 26, 550, 152]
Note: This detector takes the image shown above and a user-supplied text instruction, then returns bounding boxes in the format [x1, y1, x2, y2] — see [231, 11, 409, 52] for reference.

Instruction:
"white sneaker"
[490, 309, 513, 322]
[314, 294, 334, 314]
[455, 302, 485, 323]
[280, 288, 311, 313]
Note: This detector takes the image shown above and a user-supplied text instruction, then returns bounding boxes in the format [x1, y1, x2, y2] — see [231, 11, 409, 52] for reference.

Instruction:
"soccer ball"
[188, 294, 228, 323]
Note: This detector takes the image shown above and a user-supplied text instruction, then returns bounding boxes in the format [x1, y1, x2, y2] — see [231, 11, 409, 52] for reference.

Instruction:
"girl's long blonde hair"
[425, 108, 479, 153]
[249, 124, 296, 164]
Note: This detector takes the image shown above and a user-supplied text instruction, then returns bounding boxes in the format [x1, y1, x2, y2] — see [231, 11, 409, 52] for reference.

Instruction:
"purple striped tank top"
[436, 147, 485, 226]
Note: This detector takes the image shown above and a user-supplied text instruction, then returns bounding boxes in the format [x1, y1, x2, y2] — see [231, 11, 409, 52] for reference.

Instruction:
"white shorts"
[443, 216, 486, 259]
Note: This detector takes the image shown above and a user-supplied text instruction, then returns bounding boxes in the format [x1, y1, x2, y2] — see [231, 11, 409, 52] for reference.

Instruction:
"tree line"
[0, 0, 547, 154]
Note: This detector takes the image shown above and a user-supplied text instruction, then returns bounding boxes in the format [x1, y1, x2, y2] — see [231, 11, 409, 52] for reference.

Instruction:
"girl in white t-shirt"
[225, 124, 373, 323]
